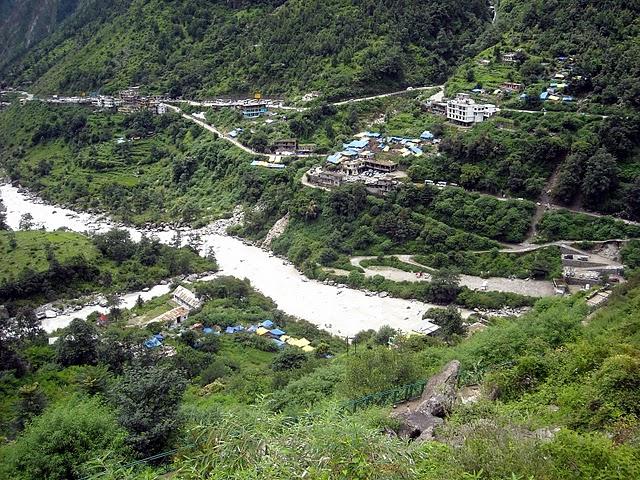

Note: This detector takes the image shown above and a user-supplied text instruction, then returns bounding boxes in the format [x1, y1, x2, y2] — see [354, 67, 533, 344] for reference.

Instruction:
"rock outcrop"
[393, 360, 460, 441]
[261, 213, 290, 248]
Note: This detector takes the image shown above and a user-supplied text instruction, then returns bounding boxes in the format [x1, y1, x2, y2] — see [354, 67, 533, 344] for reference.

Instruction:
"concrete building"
[363, 158, 397, 173]
[363, 177, 398, 196]
[426, 101, 448, 116]
[501, 82, 524, 92]
[155, 103, 168, 115]
[241, 102, 268, 118]
[149, 306, 190, 328]
[273, 138, 298, 152]
[298, 143, 316, 154]
[446, 93, 498, 126]
[307, 169, 345, 188]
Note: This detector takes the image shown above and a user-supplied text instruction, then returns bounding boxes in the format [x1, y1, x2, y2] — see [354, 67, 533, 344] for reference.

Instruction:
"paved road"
[175, 85, 444, 112]
[165, 104, 281, 161]
[331, 85, 443, 106]
[501, 107, 609, 119]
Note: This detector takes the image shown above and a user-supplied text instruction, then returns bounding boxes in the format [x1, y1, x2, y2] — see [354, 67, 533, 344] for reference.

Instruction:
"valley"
[1, 1, 640, 479]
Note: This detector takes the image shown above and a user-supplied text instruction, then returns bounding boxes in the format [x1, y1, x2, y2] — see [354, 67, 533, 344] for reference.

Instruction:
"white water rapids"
[1, 184, 465, 335]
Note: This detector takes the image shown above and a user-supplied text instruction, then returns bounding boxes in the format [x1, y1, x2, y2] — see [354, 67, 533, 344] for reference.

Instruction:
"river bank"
[1, 184, 463, 336]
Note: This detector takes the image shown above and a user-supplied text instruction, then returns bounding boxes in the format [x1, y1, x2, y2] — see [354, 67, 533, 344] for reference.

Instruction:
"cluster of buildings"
[427, 93, 498, 126]
[272, 138, 316, 155]
[306, 131, 439, 195]
[46, 86, 168, 115]
[539, 71, 575, 103]
[553, 245, 625, 294]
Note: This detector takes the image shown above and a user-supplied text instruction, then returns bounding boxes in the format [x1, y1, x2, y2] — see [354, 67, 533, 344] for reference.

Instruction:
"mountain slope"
[494, 0, 640, 109]
[0, 0, 491, 98]
[0, 0, 82, 73]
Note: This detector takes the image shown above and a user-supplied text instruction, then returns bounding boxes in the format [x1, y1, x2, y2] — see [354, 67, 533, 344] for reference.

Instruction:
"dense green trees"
[0, 198, 7, 230]
[1, 0, 491, 98]
[426, 306, 465, 341]
[113, 365, 187, 457]
[0, 230, 214, 309]
[343, 346, 419, 397]
[581, 149, 619, 208]
[0, 396, 127, 480]
[56, 319, 99, 367]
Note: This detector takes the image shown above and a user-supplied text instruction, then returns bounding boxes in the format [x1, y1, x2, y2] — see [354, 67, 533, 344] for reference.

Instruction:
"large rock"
[393, 360, 460, 442]
[416, 360, 460, 418]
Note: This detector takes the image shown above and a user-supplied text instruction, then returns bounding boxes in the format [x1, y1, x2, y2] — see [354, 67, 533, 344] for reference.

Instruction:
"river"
[1, 184, 468, 336]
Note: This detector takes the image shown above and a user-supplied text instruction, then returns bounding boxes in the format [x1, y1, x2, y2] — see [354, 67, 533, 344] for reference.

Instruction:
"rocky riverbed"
[2, 183, 457, 337]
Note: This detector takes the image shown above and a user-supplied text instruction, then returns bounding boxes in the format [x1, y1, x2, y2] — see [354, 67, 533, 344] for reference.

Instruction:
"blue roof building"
[409, 146, 423, 156]
[203, 327, 214, 334]
[343, 139, 369, 150]
[224, 325, 245, 334]
[540, 92, 549, 101]
[364, 132, 381, 138]
[327, 153, 342, 164]
[341, 150, 359, 157]
[562, 96, 574, 102]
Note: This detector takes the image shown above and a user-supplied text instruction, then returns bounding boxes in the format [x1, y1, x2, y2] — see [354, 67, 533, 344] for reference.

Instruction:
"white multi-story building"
[446, 93, 498, 126]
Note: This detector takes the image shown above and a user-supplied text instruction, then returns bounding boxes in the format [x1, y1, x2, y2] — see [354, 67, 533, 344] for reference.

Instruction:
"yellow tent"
[280, 335, 291, 342]
[256, 327, 269, 336]
[302, 345, 315, 353]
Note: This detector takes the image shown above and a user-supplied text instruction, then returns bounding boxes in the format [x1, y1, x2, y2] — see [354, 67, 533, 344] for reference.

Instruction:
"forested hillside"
[482, 0, 640, 110]
[0, 0, 490, 98]
[0, 0, 82, 73]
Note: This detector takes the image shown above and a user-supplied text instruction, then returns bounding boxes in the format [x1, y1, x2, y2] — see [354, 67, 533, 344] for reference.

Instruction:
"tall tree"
[428, 268, 461, 304]
[113, 365, 187, 457]
[56, 319, 99, 367]
[582, 149, 619, 207]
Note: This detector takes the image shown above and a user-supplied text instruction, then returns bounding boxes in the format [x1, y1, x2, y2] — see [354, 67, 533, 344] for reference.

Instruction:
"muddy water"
[2, 184, 468, 336]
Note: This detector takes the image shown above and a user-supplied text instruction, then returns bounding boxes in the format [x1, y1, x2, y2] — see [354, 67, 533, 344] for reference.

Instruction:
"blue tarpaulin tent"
[203, 327, 213, 334]
[420, 131, 434, 140]
[144, 336, 162, 349]
[260, 320, 274, 328]
[271, 339, 286, 349]
[270, 328, 286, 337]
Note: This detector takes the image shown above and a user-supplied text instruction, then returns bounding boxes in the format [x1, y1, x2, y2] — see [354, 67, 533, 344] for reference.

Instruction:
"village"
[304, 130, 440, 195]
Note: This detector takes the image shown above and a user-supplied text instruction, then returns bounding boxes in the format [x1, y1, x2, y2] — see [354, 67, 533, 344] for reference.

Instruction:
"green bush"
[0, 396, 127, 480]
